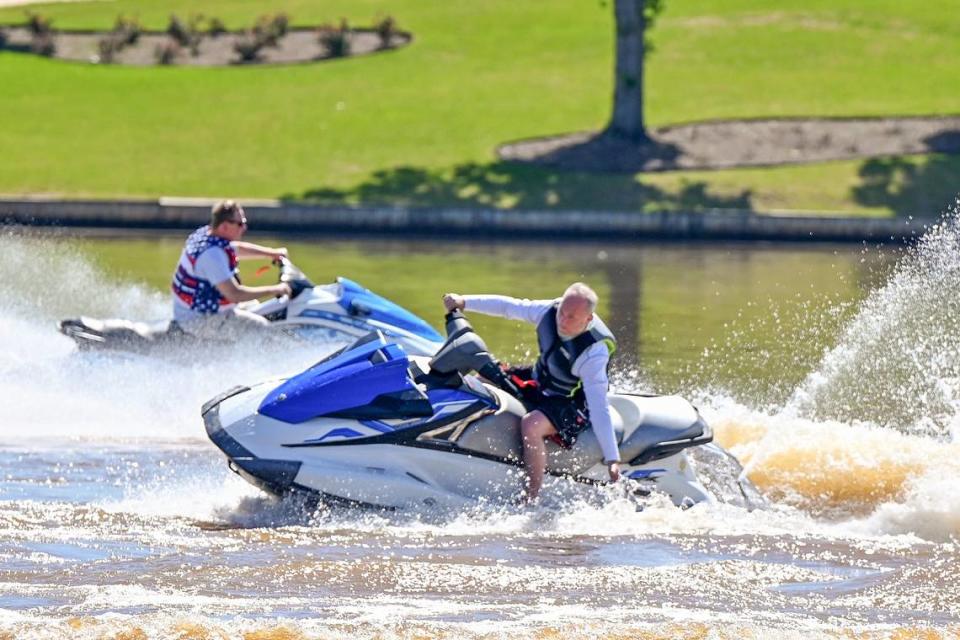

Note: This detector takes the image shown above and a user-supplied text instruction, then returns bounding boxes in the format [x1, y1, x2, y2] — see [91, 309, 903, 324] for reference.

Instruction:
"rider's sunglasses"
[226, 217, 248, 227]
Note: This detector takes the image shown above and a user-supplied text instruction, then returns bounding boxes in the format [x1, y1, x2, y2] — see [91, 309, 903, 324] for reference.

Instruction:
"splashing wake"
[788, 203, 960, 437]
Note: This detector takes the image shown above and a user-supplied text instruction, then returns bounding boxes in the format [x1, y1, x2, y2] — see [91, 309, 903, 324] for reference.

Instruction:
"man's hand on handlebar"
[268, 248, 289, 264]
[443, 293, 465, 312]
[275, 283, 292, 298]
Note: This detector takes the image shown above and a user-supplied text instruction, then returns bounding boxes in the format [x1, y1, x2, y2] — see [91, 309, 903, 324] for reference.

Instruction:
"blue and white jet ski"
[59, 258, 443, 357]
[203, 310, 739, 509]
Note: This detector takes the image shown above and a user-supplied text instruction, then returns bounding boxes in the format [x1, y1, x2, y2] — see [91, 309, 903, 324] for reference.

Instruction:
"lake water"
[0, 223, 957, 639]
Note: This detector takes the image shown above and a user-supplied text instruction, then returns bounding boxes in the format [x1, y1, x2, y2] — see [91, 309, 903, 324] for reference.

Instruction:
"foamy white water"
[788, 201, 960, 436]
[0, 227, 957, 638]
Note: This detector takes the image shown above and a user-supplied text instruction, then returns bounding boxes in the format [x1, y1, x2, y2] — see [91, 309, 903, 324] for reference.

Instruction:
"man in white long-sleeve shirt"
[443, 283, 621, 501]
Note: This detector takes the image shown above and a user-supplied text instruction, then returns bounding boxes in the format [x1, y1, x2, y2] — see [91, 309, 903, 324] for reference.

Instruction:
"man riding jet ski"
[202, 310, 723, 510]
[59, 201, 442, 357]
[443, 283, 619, 502]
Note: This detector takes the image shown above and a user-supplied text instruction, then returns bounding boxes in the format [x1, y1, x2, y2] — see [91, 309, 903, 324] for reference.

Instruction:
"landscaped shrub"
[253, 13, 289, 48]
[234, 30, 264, 62]
[317, 19, 350, 58]
[113, 15, 142, 45]
[30, 32, 55, 56]
[272, 13, 290, 37]
[252, 16, 277, 47]
[166, 14, 188, 44]
[154, 38, 180, 65]
[207, 17, 228, 37]
[0, 28, 7, 49]
[166, 14, 203, 48]
[25, 11, 52, 36]
[374, 15, 397, 49]
[26, 11, 56, 56]
[166, 14, 204, 56]
[97, 34, 125, 63]
[188, 15, 205, 55]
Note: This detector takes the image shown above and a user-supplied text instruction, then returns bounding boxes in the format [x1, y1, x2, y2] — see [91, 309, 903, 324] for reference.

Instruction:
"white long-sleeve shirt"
[463, 295, 621, 464]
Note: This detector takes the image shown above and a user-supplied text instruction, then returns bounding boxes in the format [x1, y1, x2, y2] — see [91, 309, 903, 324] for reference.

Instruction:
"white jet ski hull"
[203, 373, 715, 510]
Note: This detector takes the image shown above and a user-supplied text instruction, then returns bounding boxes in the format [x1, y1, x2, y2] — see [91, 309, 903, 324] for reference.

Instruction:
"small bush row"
[315, 15, 398, 58]
[8, 11, 402, 64]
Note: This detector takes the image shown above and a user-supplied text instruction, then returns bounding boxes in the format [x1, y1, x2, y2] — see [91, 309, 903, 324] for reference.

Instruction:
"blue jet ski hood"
[337, 278, 442, 343]
[259, 336, 434, 424]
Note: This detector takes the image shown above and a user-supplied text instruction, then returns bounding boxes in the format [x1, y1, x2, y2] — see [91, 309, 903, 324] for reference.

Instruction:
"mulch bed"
[0, 25, 410, 66]
[498, 116, 960, 173]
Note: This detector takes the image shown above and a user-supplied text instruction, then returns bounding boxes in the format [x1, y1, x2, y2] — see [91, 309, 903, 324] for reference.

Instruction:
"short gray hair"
[562, 282, 598, 312]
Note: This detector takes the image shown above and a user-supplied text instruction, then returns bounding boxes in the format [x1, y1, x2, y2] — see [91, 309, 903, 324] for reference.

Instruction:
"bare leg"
[520, 410, 558, 502]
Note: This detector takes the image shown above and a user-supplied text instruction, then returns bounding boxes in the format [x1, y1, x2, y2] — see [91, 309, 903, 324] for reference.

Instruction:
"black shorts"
[534, 395, 591, 448]
[506, 366, 590, 447]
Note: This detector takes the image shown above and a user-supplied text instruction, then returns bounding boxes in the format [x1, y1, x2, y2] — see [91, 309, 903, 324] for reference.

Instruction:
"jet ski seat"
[454, 388, 628, 474]
[61, 317, 182, 346]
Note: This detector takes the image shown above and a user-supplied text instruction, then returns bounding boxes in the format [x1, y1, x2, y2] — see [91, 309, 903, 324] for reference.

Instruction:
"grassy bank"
[1, 0, 958, 216]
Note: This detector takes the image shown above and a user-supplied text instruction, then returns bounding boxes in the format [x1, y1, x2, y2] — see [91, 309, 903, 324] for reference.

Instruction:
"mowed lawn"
[0, 0, 958, 215]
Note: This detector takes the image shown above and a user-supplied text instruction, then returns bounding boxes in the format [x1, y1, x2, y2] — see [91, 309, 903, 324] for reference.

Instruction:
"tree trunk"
[606, 0, 648, 142]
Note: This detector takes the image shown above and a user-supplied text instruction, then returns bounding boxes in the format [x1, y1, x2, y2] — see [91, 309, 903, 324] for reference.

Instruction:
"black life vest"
[533, 302, 617, 397]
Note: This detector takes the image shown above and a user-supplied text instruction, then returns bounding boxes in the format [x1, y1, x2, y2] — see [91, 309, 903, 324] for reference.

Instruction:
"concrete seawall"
[0, 196, 935, 242]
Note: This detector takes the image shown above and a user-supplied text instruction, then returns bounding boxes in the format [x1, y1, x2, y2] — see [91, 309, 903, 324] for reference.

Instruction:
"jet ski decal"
[626, 468, 667, 480]
[359, 420, 397, 433]
[282, 400, 490, 448]
[298, 309, 380, 331]
[302, 427, 365, 444]
[352, 398, 482, 434]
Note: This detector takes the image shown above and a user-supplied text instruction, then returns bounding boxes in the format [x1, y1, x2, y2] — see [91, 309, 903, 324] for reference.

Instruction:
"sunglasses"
[225, 217, 248, 227]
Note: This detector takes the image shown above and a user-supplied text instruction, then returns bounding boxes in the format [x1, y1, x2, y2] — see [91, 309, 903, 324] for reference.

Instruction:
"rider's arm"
[216, 278, 289, 303]
[573, 343, 621, 465]
[462, 295, 555, 325]
[197, 248, 289, 303]
[232, 241, 287, 261]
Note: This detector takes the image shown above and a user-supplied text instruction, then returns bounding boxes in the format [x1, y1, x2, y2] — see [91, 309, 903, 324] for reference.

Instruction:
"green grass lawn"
[1, 0, 958, 216]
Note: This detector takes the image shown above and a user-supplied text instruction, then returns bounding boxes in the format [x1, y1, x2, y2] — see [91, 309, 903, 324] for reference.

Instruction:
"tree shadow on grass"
[282, 161, 754, 212]
[852, 132, 960, 217]
[499, 132, 688, 173]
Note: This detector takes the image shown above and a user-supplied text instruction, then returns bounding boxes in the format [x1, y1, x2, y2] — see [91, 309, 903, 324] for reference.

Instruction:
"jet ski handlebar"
[273, 256, 314, 299]
[428, 310, 522, 399]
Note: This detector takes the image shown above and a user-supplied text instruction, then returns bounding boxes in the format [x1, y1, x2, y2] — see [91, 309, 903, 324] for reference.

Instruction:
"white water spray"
[788, 203, 960, 437]
[0, 229, 328, 444]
